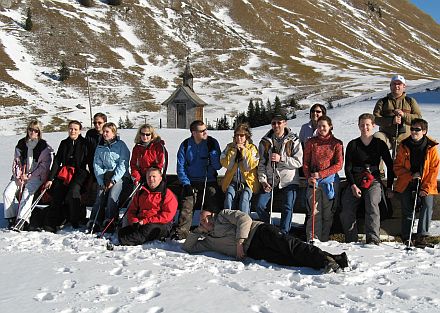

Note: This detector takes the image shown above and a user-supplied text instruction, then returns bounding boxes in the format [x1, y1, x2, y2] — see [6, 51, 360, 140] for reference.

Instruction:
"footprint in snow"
[225, 281, 249, 292]
[96, 285, 119, 296]
[250, 305, 272, 313]
[137, 291, 161, 302]
[56, 267, 74, 274]
[62, 279, 77, 289]
[109, 267, 123, 276]
[136, 270, 152, 278]
[34, 292, 55, 302]
[102, 307, 120, 313]
[146, 307, 163, 313]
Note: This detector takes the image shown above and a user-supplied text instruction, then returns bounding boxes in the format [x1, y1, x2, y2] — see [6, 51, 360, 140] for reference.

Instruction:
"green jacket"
[373, 93, 422, 141]
[182, 209, 263, 258]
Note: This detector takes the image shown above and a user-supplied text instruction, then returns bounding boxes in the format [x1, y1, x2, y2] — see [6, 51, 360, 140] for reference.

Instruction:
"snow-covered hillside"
[1, 83, 440, 313]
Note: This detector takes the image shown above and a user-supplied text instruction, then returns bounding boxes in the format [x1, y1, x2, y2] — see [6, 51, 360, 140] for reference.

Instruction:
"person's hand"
[419, 190, 428, 197]
[236, 242, 245, 260]
[386, 188, 394, 198]
[21, 173, 30, 183]
[261, 182, 272, 193]
[351, 184, 362, 198]
[236, 143, 245, 150]
[44, 180, 53, 190]
[393, 115, 402, 125]
[394, 109, 404, 117]
[412, 172, 421, 180]
[271, 153, 281, 163]
[105, 181, 114, 191]
[183, 184, 194, 197]
[308, 177, 316, 185]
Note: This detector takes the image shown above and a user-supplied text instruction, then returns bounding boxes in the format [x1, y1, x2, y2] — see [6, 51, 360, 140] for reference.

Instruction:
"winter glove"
[183, 184, 194, 197]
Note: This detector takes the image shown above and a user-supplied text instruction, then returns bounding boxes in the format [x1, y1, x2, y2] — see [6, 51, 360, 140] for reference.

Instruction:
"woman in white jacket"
[3, 120, 53, 230]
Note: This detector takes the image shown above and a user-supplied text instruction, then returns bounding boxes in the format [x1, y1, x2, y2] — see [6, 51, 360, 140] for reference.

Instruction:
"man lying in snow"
[182, 209, 348, 273]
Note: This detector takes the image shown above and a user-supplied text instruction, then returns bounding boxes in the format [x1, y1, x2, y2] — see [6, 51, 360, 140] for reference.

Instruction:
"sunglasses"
[271, 121, 283, 126]
[235, 133, 246, 137]
[93, 121, 104, 125]
[312, 110, 322, 113]
[141, 132, 151, 136]
[410, 127, 422, 132]
[28, 128, 40, 133]
[196, 128, 207, 133]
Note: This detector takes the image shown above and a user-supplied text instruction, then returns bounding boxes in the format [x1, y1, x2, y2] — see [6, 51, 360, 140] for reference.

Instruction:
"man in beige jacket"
[182, 209, 348, 273]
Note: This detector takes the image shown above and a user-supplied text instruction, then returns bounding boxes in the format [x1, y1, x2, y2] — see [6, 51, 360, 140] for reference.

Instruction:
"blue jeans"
[90, 178, 125, 224]
[399, 185, 434, 239]
[224, 183, 253, 215]
[255, 184, 298, 234]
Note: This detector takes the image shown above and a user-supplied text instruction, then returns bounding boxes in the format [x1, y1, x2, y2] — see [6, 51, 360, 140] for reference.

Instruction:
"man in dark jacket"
[183, 209, 348, 273]
[85, 112, 107, 180]
[172, 120, 222, 240]
[118, 167, 178, 245]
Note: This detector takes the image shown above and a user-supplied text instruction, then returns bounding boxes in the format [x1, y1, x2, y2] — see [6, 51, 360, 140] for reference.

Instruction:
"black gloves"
[183, 184, 194, 197]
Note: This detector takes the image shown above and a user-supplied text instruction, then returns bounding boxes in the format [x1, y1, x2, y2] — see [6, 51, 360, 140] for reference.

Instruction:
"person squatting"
[4, 75, 437, 273]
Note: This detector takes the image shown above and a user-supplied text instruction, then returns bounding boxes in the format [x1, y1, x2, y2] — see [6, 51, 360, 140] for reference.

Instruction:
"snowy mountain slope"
[0, 0, 439, 135]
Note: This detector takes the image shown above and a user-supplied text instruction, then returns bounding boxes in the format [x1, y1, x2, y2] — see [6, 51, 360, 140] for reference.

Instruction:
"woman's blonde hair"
[234, 123, 252, 143]
[134, 124, 160, 144]
[26, 120, 43, 140]
[102, 122, 117, 136]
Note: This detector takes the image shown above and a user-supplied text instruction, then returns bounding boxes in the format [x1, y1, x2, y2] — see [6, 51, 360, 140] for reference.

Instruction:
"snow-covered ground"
[1, 81, 440, 313]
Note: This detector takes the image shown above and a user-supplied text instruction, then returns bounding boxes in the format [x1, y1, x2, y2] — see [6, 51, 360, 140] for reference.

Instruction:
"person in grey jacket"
[182, 209, 348, 273]
[87, 122, 131, 233]
[255, 113, 303, 234]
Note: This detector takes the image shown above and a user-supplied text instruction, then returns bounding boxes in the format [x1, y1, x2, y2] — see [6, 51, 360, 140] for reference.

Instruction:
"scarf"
[26, 139, 38, 173]
[406, 136, 428, 174]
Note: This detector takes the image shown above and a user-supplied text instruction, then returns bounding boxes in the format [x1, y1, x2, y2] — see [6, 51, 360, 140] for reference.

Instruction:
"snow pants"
[118, 222, 172, 246]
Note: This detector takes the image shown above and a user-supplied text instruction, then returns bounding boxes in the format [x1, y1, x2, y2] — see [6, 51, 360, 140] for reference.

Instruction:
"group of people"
[3, 74, 438, 273]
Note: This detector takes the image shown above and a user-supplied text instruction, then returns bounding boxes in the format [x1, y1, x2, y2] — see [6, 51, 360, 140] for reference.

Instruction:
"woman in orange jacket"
[394, 118, 439, 245]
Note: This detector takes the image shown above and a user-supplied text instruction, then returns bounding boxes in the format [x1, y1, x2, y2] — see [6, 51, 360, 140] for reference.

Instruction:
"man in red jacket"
[118, 167, 178, 245]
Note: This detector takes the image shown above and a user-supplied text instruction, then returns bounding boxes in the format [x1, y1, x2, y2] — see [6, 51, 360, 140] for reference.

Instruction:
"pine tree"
[254, 101, 262, 127]
[233, 112, 248, 128]
[216, 115, 230, 130]
[274, 96, 282, 114]
[124, 115, 134, 128]
[24, 8, 33, 31]
[58, 60, 70, 82]
[246, 99, 255, 126]
[118, 116, 125, 129]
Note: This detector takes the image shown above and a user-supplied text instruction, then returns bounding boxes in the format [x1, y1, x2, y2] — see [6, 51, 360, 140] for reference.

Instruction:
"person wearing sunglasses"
[3, 120, 53, 230]
[85, 112, 107, 182]
[172, 120, 222, 240]
[130, 124, 166, 186]
[255, 112, 303, 234]
[299, 104, 327, 146]
[41, 120, 90, 232]
[394, 118, 439, 247]
[220, 123, 259, 215]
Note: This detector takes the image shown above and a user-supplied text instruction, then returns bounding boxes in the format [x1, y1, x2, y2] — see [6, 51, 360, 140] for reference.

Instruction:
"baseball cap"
[391, 75, 406, 85]
[271, 112, 287, 121]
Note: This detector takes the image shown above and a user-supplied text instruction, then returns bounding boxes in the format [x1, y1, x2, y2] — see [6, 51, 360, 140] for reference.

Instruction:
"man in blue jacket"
[172, 120, 222, 240]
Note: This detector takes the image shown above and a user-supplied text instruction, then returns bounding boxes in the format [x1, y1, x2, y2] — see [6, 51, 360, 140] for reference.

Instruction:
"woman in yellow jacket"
[394, 118, 439, 245]
[220, 123, 259, 215]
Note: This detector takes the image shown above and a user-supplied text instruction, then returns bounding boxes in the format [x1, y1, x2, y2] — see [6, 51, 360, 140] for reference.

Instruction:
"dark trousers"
[176, 182, 221, 238]
[247, 224, 327, 269]
[44, 179, 85, 227]
[118, 223, 172, 246]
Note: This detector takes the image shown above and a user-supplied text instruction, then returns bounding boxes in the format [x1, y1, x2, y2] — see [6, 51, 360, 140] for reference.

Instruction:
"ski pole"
[310, 182, 316, 244]
[13, 188, 47, 231]
[98, 182, 142, 238]
[90, 188, 108, 236]
[392, 123, 399, 160]
[406, 178, 420, 251]
[269, 162, 276, 224]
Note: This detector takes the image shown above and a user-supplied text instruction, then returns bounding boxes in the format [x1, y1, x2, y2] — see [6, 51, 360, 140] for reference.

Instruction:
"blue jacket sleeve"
[112, 141, 130, 183]
[176, 141, 190, 186]
[209, 139, 222, 171]
[94, 147, 105, 186]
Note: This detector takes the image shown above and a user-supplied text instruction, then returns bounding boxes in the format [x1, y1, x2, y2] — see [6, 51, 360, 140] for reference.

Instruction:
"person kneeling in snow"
[182, 209, 348, 273]
[118, 167, 178, 245]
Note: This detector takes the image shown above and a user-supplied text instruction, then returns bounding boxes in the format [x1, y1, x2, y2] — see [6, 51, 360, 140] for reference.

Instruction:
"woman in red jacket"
[130, 124, 166, 185]
[303, 116, 344, 242]
[118, 167, 178, 245]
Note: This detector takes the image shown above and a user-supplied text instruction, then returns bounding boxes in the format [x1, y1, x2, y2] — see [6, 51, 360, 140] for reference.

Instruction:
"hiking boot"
[366, 238, 380, 246]
[7, 218, 16, 229]
[414, 235, 429, 247]
[323, 256, 340, 274]
[43, 225, 57, 233]
[333, 252, 349, 269]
